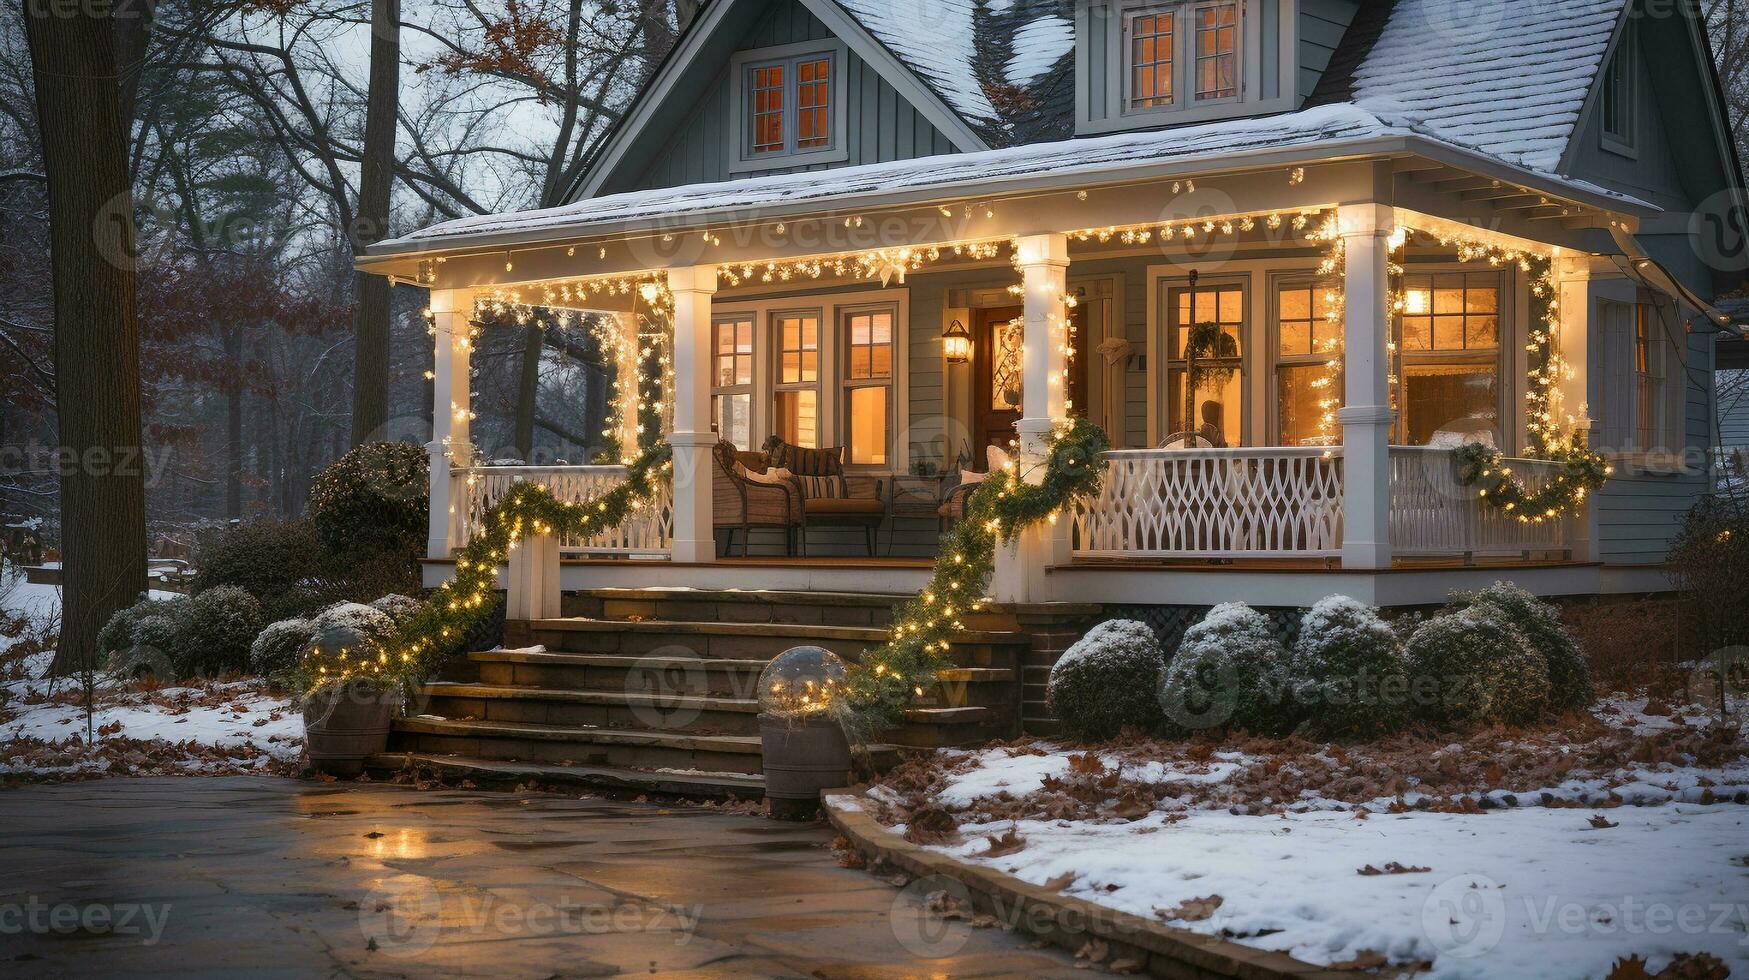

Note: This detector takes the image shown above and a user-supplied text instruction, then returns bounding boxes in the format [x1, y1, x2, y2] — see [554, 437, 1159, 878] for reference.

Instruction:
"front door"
[971, 304, 1088, 463]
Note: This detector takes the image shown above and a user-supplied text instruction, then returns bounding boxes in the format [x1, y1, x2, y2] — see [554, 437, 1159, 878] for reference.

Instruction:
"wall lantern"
[942, 318, 972, 364]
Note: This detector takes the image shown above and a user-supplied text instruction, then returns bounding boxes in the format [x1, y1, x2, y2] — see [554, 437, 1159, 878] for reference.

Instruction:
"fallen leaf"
[1154, 894, 1223, 922]
[984, 826, 1026, 857]
[1041, 871, 1078, 892]
[1607, 954, 1653, 980]
[1357, 862, 1431, 876]
[1589, 815, 1619, 829]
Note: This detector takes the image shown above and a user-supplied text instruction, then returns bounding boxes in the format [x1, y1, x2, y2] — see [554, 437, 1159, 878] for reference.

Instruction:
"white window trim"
[838, 303, 900, 468]
[1154, 272, 1252, 445]
[1600, 23, 1638, 158]
[1391, 263, 1513, 449]
[712, 287, 910, 473]
[1265, 271, 1341, 446]
[710, 314, 756, 450]
[727, 40, 850, 175]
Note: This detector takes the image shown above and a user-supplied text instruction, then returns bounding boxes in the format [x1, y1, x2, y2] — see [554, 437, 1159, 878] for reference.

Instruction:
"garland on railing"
[1454, 441, 1609, 524]
[837, 418, 1111, 743]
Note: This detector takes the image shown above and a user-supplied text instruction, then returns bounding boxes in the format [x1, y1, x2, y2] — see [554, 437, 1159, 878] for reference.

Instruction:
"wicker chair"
[762, 437, 886, 556]
[713, 443, 803, 557]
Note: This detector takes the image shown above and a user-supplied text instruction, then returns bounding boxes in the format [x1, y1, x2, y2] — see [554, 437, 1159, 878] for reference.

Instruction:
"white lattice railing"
[456, 465, 672, 557]
[1072, 448, 1346, 558]
[1387, 447, 1570, 558]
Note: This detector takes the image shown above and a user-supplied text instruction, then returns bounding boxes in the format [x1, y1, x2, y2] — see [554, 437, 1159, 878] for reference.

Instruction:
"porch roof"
[365, 103, 1656, 263]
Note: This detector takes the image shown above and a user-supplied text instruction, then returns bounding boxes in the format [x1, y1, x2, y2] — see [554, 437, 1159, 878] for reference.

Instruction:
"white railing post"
[427, 288, 473, 559]
[667, 265, 718, 563]
[1337, 204, 1393, 569]
[1554, 252, 1597, 561]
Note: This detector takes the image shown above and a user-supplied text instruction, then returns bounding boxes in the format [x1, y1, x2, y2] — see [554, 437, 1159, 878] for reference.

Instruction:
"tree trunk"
[513, 320, 542, 460]
[224, 324, 243, 519]
[349, 0, 400, 445]
[25, 4, 149, 675]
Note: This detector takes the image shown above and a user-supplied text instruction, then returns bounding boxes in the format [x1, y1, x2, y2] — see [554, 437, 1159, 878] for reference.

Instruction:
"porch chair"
[936, 445, 1010, 530]
[712, 442, 804, 557]
[762, 436, 886, 555]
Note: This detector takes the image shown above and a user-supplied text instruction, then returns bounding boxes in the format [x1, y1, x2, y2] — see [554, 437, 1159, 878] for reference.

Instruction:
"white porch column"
[426, 288, 473, 559]
[1554, 252, 1597, 561]
[1015, 233, 1071, 479]
[1337, 204, 1393, 570]
[506, 531, 561, 620]
[666, 265, 718, 563]
[613, 311, 642, 459]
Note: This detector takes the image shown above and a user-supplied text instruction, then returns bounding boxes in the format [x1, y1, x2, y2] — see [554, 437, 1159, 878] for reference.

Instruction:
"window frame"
[1160, 274, 1249, 444]
[1391, 267, 1509, 447]
[710, 314, 756, 451]
[839, 304, 898, 468]
[1119, 0, 1244, 117]
[727, 41, 849, 174]
[770, 308, 823, 450]
[1600, 22, 1637, 157]
[1268, 276, 1342, 447]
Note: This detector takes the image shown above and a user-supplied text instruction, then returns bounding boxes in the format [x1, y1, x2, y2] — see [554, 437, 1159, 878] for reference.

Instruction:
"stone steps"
[367, 751, 768, 799]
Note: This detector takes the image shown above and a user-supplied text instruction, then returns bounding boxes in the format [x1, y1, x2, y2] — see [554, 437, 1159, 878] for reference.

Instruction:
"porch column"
[1015, 233, 1071, 479]
[426, 287, 473, 559]
[612, 310, 642, 459]
[1554, 252, 1597, 561]
[1337, 204, 1393, 570]
[666, 265, 718, 563]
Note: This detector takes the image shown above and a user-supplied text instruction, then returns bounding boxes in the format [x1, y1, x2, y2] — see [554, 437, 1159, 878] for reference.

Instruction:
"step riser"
[387, 731, 763, 774]
[477, 660, 1015, 711]
[422, 694, 759, 736]
[565, 595, 897, 629]
[530, 630, 1020, 671]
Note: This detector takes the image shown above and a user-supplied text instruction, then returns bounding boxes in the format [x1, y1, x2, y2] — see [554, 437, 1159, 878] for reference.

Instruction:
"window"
[1124, 1, 1239, 113]
[1165, 280, 1244, 444]
[772, 312, 819, 448]
[1600, 299, 1669, 452]
[1274, 282, 1340, 447]
[1395, 272, 1502, 446]
[1634, 303, 1662, 450]
[711, 316, 754, 450]
[1601, 25, 1636, 153]
[842, 308, 894, 465]
[730, 44, 846, 171]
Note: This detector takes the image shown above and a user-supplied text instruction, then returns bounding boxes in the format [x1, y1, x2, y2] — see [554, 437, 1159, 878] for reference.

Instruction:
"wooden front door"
[971, 304, 1088, 463]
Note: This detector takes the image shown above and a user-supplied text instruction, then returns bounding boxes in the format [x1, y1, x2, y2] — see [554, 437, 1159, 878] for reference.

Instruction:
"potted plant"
[756, 645, 853, 820]
[297, 624, 402, 777]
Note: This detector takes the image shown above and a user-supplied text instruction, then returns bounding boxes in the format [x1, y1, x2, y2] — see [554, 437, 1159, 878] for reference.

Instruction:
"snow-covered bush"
[308, 442, 428, 557]
[1404, 606, 1550, 727]
[250, 618, 315, 678]
[102, 596, 192, 679]
[311, 601, 396, 650]
[369, 593, 423, 625]
[1047, 619, 1166, 738]
[1158, 602, 1291, 735]
[180, 586, 265, 676]
[1291, 595, 1410, 738]
[98, 595, 187, 658]
[1452, 582, 1592, 714]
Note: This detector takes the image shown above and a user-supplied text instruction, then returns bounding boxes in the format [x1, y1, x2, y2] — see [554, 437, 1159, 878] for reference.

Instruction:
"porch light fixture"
[942, 318, 972, 363]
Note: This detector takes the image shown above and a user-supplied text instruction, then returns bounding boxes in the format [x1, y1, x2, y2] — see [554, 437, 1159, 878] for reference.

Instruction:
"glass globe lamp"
[757, 645, 848, 718]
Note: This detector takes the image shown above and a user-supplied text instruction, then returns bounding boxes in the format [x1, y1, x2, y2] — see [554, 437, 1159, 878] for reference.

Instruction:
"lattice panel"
[459, 466, 672, 556]
[1388, 448, 1568, 557]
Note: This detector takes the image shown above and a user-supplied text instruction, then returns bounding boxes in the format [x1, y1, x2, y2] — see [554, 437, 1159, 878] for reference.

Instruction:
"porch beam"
[427, 287, 473, 559]
[1337, 203, 1393, 570]
[666, 264, 718, 563]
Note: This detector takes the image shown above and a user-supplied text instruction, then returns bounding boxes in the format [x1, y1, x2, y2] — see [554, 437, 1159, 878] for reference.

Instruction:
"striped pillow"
[764, 438, 844, 477]
[796, 474, 846, 499]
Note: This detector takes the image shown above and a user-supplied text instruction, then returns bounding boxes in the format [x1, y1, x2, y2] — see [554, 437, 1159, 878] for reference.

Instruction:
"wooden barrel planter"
[303, 683, 398, 777]
[759, 712, 851, 820]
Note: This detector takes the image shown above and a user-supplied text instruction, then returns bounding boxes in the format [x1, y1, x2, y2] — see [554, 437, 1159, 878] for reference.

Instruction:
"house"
[356, 0, 1744, 778]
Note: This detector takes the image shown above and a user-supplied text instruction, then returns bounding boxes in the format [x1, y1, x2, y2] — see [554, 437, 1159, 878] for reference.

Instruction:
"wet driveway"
[0, 776, 1080, 977]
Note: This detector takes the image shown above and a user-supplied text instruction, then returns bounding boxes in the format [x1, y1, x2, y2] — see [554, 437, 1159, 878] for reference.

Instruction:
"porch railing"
[456, 465, 672, 558]
[1071, 447, 1346, 558]
[1070, 446, 1573, 561]
[1387, 447, 1568, 558]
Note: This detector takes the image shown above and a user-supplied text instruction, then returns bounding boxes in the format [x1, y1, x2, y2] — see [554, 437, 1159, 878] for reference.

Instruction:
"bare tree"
[350, 0, 398, 444]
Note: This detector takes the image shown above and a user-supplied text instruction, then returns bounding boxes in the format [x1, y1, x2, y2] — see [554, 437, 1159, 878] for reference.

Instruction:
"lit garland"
[1308, 214, 1345, 448]
[1066, 208, 1326, 248]
[1454, 441, 1608, 524]
[837, 418, 1111, 743]
[716, 240, 1008, 288]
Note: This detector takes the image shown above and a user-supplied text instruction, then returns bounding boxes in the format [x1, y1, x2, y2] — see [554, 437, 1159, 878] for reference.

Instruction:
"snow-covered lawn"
[0, 573, 301, 783]
[861, 696, 1749, 977]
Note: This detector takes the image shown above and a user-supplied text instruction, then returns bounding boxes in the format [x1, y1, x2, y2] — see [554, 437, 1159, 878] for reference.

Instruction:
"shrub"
[191, 519, 326, 620]
[1453, 582, 1592, 714]
[1047, 619, 1166, 739]
[308, 442, 429, 557]
[250, 618, 315, 678]
[1405, 607, 1550, 727]
[102, 596, 191, 679]
[1158, 602, 1291, 735]
[1291, 595, 1410, 738]
[180, 586, 265, 677]
[369, 593, 423, 625]
[312, 601, 397, 650]
[98, 595, 182, 658]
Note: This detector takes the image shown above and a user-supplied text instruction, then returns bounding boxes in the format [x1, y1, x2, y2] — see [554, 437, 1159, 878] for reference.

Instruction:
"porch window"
[1274, 281, 1338, 446]
[1124, 1, 1238, 112]
[842, 308, 894, 465]
[1166, 280, 1244, 445]
[711, 316, 754, 450]
[1396, 272, 1502, 446]
[773, 312, 820, 448]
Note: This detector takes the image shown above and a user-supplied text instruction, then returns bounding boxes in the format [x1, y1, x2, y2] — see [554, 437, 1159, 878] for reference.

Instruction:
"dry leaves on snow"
[1356, 861, 1431, 876]
[1153, 894, 1223, 922]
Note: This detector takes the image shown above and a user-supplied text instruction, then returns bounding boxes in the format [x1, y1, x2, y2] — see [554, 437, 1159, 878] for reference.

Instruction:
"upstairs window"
[730, 43, 847, 173]
[1601, 25, 1636, 154]
[1123, 1, 1239, 114]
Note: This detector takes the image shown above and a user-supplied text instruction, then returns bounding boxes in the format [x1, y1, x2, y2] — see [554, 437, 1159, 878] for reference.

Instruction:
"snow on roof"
[384, 104, 1390, 247]
[832, 0, 996, 123]
[1004, 15, 1075, 88]
[1347, 0, 1627, 173]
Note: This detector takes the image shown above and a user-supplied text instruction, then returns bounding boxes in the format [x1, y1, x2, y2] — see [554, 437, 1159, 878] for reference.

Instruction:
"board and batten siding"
[628, 0, 958, 193]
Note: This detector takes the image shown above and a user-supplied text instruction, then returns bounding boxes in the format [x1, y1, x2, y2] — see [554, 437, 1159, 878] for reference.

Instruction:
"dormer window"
[1600, 23, 1636, 156]
[729, 41, 849, 174]
[1123, 1, 1239, 113]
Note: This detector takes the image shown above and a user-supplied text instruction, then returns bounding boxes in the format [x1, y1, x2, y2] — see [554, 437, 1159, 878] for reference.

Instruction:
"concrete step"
[565, 588, 905, 629]
[390, 715, 767, 774]
[418, 681, 762, 735]
[366, 751, 766, 800]
[522, 618, 1025, 667]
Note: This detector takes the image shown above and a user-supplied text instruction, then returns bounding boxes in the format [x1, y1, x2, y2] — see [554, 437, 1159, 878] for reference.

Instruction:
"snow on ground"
[930, 804, 1748, 978]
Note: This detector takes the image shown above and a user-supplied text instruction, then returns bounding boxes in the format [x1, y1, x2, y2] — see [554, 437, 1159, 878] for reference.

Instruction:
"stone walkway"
[0, 777, 1082, 977]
